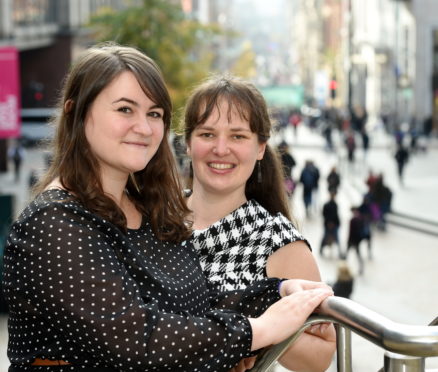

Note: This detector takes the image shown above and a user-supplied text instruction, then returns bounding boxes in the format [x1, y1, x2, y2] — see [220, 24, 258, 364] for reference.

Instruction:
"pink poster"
[0, 47, 20, 139]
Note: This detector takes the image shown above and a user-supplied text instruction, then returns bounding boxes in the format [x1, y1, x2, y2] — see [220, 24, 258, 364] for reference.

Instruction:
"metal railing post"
[384, 351, 425, 372]
[336, 324, 353, 372]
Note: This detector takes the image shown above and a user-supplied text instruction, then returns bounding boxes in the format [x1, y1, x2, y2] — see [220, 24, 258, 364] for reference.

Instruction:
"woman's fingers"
[229, 356, 257, 372]
[280, 279, 333, 297]
[263, 287, 333, 345]
[244, 356, 257, 369]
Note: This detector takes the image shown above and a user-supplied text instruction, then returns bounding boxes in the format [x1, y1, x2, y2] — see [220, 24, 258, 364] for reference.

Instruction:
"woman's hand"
[249, 285, 333, 351]
[279, 323, 337, 372]
[278, 278, 332, 298]
[307, 322, 336, 341]
[228, 356, 257, 372]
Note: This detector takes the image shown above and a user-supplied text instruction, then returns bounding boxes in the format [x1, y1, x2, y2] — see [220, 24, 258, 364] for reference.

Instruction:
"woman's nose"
[135, 116, 153, 136]
[212, 137, 230, 155]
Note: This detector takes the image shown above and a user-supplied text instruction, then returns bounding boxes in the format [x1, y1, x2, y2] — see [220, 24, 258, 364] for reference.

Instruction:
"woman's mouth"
[124, 141, 148, 147]
[208, 162, 234, 170]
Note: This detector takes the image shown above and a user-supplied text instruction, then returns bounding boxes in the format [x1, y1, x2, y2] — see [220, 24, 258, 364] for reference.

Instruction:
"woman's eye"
[233, 134, 246, 140]
[148, 111, 163, 119]
[199, 132, 213, 138]
[118, 106, 132, 114]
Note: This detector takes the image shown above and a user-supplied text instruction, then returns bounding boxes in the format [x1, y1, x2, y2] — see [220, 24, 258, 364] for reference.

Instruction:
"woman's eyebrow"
[112, 98, 163, 111]
[229, 126, 252, 132]
[112, 97, 138, 106]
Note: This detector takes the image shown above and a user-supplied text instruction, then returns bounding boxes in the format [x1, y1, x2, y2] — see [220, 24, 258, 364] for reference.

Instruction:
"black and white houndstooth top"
[192, 199, 311, 292]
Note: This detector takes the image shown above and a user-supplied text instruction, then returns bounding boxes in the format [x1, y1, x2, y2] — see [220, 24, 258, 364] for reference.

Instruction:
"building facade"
[291, 0, 438, 132]
[0, 0, 130, 109]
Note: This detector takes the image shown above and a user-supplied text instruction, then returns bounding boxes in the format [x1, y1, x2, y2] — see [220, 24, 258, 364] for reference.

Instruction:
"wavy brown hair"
[182, 74, 292, 221]
[35, 43, 191, 241]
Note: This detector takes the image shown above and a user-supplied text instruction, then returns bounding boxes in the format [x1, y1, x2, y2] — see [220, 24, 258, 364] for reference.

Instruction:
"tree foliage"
[231, 41, 257, 79]
[89, 0, 224, 123]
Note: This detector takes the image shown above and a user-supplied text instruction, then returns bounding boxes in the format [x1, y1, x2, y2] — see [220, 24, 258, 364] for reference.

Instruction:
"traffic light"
[30, 81, 45, 105]
[329, 79, 337, 99]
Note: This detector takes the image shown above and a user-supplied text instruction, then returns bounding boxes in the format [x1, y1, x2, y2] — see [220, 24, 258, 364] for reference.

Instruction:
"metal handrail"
[251, 296, 438, 371]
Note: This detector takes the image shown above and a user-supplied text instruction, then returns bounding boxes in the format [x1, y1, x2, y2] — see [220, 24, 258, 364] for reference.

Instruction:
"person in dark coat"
[346, 207, 365, 274]
[299, 160, 319, 216]
[345, 130, 356, 163]
[394, 144, 409, 184]
[320, 192, 342, 258]
[370, 175, 393, 230]
[327, 166, 340, 194]
[277, 141, 296, 197]
[358, 195, 373, 259]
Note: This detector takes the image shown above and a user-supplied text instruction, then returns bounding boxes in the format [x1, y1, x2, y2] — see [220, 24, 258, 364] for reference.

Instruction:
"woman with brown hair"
[183, 75, 336, 372]
[2, 44, 332, 371]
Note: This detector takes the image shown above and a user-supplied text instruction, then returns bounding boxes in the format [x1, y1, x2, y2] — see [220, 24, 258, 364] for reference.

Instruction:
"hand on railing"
[250, 296, 438, 372]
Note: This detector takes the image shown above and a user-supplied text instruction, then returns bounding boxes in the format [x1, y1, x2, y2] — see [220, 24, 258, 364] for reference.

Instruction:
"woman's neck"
[99, 169, 129, 206]
[102, 174, 142, 229]
[188, 188, 247, 230]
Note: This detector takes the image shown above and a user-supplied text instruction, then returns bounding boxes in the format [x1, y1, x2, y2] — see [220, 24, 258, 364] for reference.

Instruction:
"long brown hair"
[182, 74, 292, 221]
[35, 42, 191, 241]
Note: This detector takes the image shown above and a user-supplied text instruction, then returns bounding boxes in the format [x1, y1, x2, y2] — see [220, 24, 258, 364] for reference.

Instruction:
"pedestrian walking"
[289, 110, 301, 137]
[346, 206, 365, 274]
[172, 133, 187, 174]
[277, 141, 296, 198]
[358, 195, 373, 259]
[345, 130, 356, 163]
[8, 142, 25, 182]
[299, 160, 319, 216]
[361, 129, 370, 156]
[394, 144, 409, 184]
[327, 166, 341, 194]
[369, 174, 393, 230]
[350, 105, 367, 133]
[320, 192, 342, 258]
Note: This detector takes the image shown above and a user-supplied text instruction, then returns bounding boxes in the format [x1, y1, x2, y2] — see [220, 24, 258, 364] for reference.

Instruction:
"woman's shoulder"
[16, 188, 85, 225]
[251, 204, 311, 250]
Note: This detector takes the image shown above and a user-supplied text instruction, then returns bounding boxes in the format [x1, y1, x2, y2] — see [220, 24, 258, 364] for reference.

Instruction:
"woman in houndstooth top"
[182, 75, 336, 372]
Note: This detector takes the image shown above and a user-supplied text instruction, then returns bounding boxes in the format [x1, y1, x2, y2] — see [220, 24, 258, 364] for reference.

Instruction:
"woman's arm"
[266, 241, 337, 372]
[3, 202, 260, 371]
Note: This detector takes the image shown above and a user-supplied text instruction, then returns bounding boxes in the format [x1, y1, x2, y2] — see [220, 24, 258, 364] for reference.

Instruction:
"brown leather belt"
[31, 358, 71, 366]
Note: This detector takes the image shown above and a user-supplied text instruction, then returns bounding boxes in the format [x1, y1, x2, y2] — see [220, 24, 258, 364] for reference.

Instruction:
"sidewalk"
[273, 124, 438, 371]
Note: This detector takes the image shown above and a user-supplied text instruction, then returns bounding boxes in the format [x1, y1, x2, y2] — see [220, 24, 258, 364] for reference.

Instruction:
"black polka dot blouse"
[2, 189, 282, 371]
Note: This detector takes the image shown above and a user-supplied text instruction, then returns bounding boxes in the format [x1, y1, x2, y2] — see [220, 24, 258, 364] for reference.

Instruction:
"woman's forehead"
[201, 97, 249, 122]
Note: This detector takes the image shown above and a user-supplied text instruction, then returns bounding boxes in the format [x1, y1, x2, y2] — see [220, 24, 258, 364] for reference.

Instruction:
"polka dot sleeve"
[208, 278, 282, 318]
[2, 190, 280, 371]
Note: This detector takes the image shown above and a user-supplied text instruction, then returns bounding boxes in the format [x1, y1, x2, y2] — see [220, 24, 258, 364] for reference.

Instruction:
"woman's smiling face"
[187, 99, 266, 198]
[84, 71, 165, 181]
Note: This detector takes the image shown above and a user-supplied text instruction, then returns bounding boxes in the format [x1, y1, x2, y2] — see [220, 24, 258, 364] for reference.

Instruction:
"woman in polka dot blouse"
[2, 43, 333, 372]
[182, 75, 336, 371]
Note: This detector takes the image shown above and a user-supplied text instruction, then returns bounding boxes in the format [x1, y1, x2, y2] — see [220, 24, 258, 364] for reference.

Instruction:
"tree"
[231, 41, 257, 79]
[89, 0, 224, 124]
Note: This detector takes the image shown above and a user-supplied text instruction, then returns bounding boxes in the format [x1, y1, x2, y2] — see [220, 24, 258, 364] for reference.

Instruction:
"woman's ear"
[64, 99, 74, 114]
[257, 142, 267, 160]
